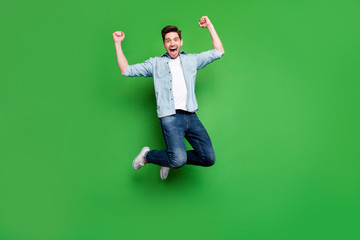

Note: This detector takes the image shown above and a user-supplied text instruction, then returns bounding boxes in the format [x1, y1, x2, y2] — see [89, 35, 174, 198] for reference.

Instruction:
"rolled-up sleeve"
[122, 58, 153, 77]
[196, 48, 224, 70]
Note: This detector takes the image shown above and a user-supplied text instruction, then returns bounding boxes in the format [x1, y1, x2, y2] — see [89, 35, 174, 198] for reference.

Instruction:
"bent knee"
[204, 152, 216, 166]
[169, 159, 187, 168]
[169, 153, 187, 169]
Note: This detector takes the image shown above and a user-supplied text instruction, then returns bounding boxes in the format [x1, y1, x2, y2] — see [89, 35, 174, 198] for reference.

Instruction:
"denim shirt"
[123, 48, 224, 118]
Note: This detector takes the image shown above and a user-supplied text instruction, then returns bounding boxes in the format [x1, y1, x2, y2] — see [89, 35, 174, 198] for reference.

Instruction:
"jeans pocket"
[160, 115, 175, 125]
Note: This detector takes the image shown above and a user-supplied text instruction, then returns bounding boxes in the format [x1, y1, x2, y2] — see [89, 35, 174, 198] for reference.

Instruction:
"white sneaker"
[133, 147, 150, 170]
[160, 167, 170, 180]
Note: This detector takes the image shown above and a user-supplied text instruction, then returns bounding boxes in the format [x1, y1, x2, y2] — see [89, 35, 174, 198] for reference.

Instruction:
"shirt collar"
[162, 50, 187, 58]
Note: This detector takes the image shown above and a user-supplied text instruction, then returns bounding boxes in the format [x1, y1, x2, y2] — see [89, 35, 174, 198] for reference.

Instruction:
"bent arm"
[198, 16, 225, 53]
[112, 31, 152, 77]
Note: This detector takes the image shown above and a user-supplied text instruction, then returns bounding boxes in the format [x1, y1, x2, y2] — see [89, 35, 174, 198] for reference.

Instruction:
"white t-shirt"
[169, 56, 188, 110]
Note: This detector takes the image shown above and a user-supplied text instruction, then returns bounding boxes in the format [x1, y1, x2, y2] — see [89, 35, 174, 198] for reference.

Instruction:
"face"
[163, 32, 183, 59]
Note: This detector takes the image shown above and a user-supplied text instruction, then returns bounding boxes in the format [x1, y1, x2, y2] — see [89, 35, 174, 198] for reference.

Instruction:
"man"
[112, 16, 225, 180]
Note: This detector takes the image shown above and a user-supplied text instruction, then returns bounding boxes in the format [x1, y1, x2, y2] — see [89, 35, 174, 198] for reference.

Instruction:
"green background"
[1, 0, 359, 239]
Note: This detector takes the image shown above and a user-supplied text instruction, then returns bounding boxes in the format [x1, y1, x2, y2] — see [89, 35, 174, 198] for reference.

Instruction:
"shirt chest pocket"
[183, 64, 196, 72]
[183, 63, 197, 79]
[182, 58, 196, 72]
[155, 64, 168, 78]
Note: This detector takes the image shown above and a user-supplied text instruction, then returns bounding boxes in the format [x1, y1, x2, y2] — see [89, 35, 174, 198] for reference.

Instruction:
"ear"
[163, 42, 166, 48]
[180, 39, 183, 46]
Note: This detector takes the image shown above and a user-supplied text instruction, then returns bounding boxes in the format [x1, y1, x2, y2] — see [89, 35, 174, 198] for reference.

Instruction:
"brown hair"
[161, 25, 182, 42]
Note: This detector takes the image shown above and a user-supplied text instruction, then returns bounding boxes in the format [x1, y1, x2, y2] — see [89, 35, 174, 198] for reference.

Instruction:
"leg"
[185, 113, 216, 167]
[145, 113, 188, 169]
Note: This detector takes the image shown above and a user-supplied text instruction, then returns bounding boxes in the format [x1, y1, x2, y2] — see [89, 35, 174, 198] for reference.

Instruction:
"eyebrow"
[165, 37, 180, 41]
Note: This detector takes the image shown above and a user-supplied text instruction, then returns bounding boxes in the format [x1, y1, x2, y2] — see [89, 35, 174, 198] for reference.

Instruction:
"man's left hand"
[198, 16, 212, 28]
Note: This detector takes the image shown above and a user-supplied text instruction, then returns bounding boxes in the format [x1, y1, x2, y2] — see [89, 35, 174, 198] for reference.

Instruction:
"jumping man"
[112, 16, 225, 180]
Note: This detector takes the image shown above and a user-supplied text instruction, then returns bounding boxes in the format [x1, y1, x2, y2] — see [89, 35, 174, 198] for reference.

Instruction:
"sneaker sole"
[160, 167, 170, 180]
[133, 147, 150, 170]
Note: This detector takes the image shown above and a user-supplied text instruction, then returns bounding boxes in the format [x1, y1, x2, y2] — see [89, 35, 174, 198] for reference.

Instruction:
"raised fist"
[112, 31, 125, 44]
[198, 16, 212, 28]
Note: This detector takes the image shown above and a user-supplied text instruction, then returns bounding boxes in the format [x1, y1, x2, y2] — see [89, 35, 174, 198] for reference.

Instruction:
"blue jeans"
[145, 110, 215, 169]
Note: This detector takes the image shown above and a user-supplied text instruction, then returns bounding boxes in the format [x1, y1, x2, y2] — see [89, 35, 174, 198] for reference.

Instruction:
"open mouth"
[170, 47, 177, 54]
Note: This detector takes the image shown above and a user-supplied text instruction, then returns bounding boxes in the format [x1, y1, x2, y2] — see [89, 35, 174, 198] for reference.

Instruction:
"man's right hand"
[112, 31, 125, 44]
